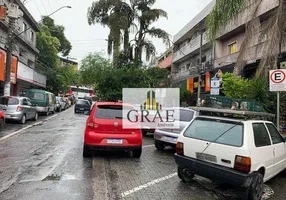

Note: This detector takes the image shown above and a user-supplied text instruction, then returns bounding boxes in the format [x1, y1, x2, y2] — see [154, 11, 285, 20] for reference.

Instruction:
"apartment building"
[172, 0, 215, 98]
[157, 48, 172, 71]
[0, 0, 46, 96]
[59, 57, 79, 71]
[172, 0, 282, 102]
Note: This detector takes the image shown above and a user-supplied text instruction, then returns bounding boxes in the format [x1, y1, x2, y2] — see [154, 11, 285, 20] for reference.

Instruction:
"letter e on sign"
[270, 70, 286, 91]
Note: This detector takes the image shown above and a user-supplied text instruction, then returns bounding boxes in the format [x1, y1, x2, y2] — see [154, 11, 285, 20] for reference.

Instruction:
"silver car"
[154, 107, 198, 150]
[56, 97, 67, 112]
[0, 96, 38, 124]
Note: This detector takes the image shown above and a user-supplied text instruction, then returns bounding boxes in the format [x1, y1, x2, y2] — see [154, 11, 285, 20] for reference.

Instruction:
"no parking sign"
[270, 70, 286, 91]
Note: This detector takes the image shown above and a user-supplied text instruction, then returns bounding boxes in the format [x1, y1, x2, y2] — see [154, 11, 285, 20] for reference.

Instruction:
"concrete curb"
[0, 107, 71, 143]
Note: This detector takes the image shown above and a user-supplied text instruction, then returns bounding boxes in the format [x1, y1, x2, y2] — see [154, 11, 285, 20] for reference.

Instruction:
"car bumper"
[154, 129, 179, 145]
[85, 144, 141, 151]
[174, 154, 255, 188]
[5, 113, 22, 120]
[36, 107, 49, 113]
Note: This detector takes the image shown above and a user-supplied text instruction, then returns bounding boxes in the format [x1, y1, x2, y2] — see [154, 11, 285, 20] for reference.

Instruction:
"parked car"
[83, 102, 142, 158]
[56, 97, 67, 112]
[0, 110, 5, 132]
[0, 96, 38, 124]
[84, 96, 92, 105]
[174, 107, 282, 199]
[25, 89, 56, 116]
[75, 99, 91, 113]
[154, 107, 198, 150]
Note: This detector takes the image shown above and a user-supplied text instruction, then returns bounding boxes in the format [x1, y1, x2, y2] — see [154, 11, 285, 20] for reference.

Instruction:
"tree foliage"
[79, 53, 170, 101]
[42, 16, 72, 56]
[36, 20, 77, 94]
[87, 0, 169, 66]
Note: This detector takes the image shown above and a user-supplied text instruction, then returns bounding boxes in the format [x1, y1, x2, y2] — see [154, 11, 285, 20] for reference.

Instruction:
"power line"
[33, 0, 42, 16]
[47, 0, 53, 13]
[40, 0, 48, 15]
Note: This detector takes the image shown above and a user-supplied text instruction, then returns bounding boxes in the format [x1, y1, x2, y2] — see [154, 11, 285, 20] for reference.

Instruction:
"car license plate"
[196, 153, 217, 163]
[162, 136, 177, 143]
[107, 139, 123, 144]
[5, 115, 10, 118]
[80, 108, 84, 110]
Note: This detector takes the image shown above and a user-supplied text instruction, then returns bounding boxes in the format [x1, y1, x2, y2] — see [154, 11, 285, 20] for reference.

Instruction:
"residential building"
[59, 57, 78, 71]
[172, 0, 282, 104]
[157, 48, 172, 72]
[172, 0, 215, 102]
[0, 0, 46, 96]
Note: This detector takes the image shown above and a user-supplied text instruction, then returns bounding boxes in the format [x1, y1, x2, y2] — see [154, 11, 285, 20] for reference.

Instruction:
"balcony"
[173, 33, 209, 63]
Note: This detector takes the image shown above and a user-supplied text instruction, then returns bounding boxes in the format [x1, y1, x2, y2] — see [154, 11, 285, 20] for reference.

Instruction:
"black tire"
[52, 108, 56, 114]
[133, 148, 142, 158]
[178, 167, 194, 183]
[45, 110, 49, 116]
[83, 145, 92, 158]
[0, 118, 4, 132]
[247, 173, 264, 200]
[155, 141, 165, 151]
[33, 112, 38, 121]
[59, 107, 61, 112]
[20, 114, 26, 124]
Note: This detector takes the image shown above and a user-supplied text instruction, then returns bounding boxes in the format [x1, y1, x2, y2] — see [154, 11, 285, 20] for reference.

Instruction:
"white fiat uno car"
[174, 107, 285, 200]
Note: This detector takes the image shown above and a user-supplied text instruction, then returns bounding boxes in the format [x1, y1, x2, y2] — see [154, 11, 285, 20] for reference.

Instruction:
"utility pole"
[277, 41, 282, 128]
[197, 31, 203, 106]
[4, 17, 14, 96]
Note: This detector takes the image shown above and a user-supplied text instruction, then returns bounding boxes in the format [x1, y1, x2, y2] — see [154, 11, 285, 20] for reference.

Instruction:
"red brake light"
[86, 120, 98, 128]
[17, 106, 22, 112]
[234, 155, 251, 173]
[176, 142, 184, 155]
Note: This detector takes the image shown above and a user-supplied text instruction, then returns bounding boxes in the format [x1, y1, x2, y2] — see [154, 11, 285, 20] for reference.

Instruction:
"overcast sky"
[24, 0, 212, 62]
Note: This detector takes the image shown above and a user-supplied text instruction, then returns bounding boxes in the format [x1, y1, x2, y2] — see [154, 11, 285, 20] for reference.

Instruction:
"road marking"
[121, 173, 177, 197]
[142, 144, 155, 148]
[0, 108, 72, 143]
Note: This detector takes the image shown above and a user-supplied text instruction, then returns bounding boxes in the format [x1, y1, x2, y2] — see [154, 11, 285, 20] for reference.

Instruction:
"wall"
[221, 32, 245, 57]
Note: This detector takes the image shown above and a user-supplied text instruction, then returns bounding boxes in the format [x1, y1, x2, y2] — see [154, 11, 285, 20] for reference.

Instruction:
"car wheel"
[33, 112, 38, 121]
[178, 167, 194, 183]
[155, 141, 165, 151]
[20, 114, 26, 124]
[83, 145, 92, 158]
[133, 148, 142, 158]
[0, 118, 4, 132]
[52, 108, 56, 114]
[45, 109, 49, 116]
[248, 173, 264, 200]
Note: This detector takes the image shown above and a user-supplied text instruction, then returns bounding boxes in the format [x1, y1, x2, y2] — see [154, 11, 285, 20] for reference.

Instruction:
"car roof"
[195, 116, 246, 123]
[95, 102, 134, 107]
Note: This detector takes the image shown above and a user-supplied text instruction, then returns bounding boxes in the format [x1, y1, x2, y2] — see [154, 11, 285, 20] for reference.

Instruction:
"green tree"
[87, 0, 134, 67]
[221, 72, 250, 99]
[207, 0, 286, 75]
[42, 16, 72, 56]
[131, 0, 169, 64]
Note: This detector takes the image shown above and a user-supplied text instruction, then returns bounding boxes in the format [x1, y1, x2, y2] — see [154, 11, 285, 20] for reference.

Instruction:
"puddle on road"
[43, 174, 61, 181]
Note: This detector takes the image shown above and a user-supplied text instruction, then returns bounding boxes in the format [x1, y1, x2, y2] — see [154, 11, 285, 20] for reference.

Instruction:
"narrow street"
[0, 107, 285, 200]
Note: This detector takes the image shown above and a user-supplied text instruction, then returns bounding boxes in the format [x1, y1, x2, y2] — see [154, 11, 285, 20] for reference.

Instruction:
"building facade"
[59, 57, 78, 71]
[0, 0, 46, 96]
[172, 0, 282, 104]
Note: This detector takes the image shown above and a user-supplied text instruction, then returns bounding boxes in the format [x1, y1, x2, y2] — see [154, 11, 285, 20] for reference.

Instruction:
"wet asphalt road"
[0, 106, 285, 200]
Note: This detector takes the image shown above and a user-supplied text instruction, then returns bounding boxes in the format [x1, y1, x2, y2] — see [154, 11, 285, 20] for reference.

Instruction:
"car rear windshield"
[0, 97, 19, 105]
[27, 93, 45, 101]
[183, 118, 243, 147]
[77, 100, 89, 105]
[95, 105, 133, 119]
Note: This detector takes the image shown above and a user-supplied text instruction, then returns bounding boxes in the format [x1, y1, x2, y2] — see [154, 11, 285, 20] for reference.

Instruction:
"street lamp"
[3, 5, 72, 96]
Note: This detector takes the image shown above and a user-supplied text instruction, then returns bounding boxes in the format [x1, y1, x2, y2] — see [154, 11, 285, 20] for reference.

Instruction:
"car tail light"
[176, 142, 184, 155]
[16, 106, 22, 111]
[87, 121, 98, 128]
[234, 155, 251, 173]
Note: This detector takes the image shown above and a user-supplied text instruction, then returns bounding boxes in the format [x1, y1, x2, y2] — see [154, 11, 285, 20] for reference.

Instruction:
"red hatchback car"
[83, 102, 142, 158]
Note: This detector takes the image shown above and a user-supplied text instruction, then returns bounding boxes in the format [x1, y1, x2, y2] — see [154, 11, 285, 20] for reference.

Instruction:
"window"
[22, 22, 27, 33]
[179, 110, 194, 122]
[95, 105, 134, 119]
[22, 99, 28, 106]
[184, 118, 243, 147]
[27, 92, 45, 101]
[266, 123, 284, 144]
[186, 63, 190, 70]
[252, 123, 271, 147]
[30, 31, 34, 41]
[27, 99, 33, 106]
[201, 55, 206, 63]
[228, 42, 238, 54]
[0, 97, 19, 105]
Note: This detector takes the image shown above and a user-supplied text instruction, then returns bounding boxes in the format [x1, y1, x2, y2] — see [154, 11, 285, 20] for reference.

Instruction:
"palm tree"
[88, 0, 134, 67]
[130, 0, 170, 65]
[207, 0, 286, 76]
